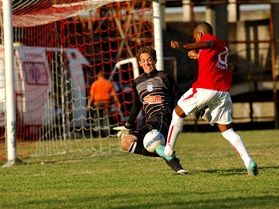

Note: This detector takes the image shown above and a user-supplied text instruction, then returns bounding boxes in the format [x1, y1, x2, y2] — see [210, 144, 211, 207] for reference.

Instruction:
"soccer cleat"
[156, 145, 174, 161]
[247, 160, 258, 176]
[164, 157, 187, 175]
[177, 169, 188, 175]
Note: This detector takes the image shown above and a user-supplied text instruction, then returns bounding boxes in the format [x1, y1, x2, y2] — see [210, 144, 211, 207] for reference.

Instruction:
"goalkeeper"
[114, 46, 187, 175]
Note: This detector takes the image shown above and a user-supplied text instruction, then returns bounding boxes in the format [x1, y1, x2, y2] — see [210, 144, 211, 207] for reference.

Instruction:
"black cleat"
[164, 157, 187, 175]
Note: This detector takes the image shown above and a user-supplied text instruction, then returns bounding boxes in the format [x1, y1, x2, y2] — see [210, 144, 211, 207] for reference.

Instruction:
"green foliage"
[1, 130, 279, 209]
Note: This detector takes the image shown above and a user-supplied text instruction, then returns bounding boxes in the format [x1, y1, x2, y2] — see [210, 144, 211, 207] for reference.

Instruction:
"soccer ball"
[143, 129, 165, 152]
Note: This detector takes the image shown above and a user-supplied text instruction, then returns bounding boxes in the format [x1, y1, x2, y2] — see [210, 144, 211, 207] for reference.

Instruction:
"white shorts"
[177, 88, 233, 125]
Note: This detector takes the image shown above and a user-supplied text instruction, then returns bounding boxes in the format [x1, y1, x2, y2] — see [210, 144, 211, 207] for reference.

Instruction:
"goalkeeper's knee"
[120, 134, 137, 151]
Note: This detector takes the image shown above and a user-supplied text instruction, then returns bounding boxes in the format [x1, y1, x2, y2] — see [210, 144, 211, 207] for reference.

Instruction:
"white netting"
[0, 0, 153, 160]
[1, 0, 131, 27]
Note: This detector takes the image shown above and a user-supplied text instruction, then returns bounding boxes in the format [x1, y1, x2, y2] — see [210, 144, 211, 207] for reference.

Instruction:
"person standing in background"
[87, 70, 121, 137]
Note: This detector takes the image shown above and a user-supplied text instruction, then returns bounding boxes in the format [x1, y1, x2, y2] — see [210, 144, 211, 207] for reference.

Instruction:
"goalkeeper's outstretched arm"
[126, 99, 142, 127]
[113, 85, 142, 138]
[125, 83, 142, 127]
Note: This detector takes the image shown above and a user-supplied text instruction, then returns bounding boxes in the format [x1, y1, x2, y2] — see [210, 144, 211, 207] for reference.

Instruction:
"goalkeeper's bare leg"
[120, 134, 187, 175]
[120, 134, 157, 157]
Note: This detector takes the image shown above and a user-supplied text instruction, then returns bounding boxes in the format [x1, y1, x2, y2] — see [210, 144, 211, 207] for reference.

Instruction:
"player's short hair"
[136, 46, 157, 62]
[195, 22, 213, 35]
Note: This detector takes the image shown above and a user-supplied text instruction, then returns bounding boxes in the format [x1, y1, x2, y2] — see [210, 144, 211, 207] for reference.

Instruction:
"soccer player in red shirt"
[163, 22, 258, 176]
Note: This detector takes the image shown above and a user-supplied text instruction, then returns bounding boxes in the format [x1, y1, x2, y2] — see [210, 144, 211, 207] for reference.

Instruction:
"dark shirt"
[128, 69, 178, 125]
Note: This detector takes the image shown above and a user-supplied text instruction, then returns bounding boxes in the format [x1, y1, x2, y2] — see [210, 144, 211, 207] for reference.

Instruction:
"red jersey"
[192, 34, 232, 91]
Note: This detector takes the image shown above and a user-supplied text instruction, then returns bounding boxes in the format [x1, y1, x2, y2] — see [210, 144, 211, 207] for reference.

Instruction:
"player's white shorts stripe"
[177, 88, 233, 125]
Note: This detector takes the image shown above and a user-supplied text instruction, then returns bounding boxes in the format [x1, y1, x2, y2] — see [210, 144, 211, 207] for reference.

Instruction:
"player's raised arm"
[170, 40, 184, 49]
[183, 40, 214, 50]
[170, 40, 214, 51]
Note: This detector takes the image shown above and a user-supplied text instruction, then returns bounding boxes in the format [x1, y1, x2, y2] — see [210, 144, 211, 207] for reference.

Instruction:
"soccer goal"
[0, 0, 155, 160]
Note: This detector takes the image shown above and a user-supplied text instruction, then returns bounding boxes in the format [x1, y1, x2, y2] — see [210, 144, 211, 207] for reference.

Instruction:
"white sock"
[164, 110, 184, 156]
[128, 142, 137, 153]
[221, 128, 252, 168]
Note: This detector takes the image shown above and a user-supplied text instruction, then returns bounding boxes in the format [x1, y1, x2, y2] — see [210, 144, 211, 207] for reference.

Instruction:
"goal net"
[0, 0, 154, 160]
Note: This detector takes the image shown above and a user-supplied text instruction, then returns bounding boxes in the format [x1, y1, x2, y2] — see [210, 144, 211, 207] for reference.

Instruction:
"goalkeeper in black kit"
[114, 46, 187, 175]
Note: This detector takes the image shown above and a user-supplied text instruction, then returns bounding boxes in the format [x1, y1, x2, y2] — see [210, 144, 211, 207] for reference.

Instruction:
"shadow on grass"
[3, 192, 278, 209]
[201, 167, 246, 176]
[196, 165, 279, 176]
[111, 195, 279, 209]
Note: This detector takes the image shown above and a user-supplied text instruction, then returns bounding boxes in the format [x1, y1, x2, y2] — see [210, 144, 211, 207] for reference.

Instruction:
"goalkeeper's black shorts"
[130, 111, 171, 143]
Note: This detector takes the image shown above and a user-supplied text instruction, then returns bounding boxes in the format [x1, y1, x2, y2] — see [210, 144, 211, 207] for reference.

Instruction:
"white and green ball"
[143, 129, 165, 152]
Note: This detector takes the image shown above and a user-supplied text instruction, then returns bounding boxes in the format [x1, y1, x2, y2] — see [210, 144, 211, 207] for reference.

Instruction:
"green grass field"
[1, 130, 279, 209]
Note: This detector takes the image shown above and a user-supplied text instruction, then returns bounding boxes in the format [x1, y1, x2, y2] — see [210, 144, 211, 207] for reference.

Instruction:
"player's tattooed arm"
[170, 40, 214, 52]
[183, 40, 214, 50]
[170, 40, 185, 49]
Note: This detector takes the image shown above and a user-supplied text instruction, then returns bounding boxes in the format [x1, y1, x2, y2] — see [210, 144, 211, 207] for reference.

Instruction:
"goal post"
[153, 0, 164, 71]
[0, 0, 164, 161]
[2, 0, 17, 166]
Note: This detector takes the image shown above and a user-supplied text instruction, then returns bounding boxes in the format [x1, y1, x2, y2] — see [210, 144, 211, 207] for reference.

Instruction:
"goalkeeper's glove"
[113, 122, 132, 139]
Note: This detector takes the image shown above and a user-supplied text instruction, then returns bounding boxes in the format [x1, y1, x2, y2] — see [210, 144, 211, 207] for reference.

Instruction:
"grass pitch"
[0, 130, 279, 209]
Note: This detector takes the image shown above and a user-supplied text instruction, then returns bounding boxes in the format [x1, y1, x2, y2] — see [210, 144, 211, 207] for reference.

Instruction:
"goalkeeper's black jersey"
[127, 69, 178, 124]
